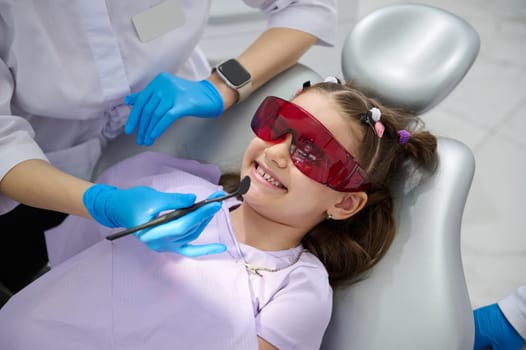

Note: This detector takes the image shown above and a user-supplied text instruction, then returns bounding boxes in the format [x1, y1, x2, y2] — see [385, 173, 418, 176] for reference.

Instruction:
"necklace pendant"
[243, 263, 263, 277]
[240, 249, 306, 277]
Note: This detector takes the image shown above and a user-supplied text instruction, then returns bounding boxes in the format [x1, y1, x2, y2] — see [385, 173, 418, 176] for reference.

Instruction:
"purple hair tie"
[397, 129, 411, 145]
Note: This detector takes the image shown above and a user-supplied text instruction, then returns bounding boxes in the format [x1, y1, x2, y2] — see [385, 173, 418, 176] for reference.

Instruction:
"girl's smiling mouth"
[254, 163, 287, 190]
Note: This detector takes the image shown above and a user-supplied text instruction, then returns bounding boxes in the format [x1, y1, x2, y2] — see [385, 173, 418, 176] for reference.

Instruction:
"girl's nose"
[265, 133, 293, 168]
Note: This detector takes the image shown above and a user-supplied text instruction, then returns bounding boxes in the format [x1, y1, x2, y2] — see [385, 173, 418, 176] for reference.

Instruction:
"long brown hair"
[221, 81, 437, 287]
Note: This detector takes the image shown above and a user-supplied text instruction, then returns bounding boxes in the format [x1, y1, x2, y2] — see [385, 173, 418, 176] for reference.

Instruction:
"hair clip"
[360, 107, 384, 138]
[397, 129, 411, 145]
[294, 80, 312, 97]
[323, 76, 341, 84]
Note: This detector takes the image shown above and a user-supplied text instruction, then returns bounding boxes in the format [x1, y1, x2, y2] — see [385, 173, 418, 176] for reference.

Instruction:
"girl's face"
[240, 91, 365, 229]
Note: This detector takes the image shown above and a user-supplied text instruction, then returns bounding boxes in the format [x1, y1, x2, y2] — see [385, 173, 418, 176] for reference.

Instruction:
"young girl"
[0, 81, 437, 349]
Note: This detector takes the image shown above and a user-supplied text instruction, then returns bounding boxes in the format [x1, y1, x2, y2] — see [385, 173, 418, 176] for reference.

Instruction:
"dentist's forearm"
[0, 159, 92, 218]
[209, 27, 318, 110]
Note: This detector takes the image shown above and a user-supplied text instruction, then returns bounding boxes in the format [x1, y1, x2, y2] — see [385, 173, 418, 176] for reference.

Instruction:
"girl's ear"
[329, 192, 368, 220]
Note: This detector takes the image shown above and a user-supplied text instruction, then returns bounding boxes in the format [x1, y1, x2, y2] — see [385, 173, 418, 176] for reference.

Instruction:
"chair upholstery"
[92, 4, 480, 349]
[342, 3, 480, 114]
[321, 137, 476, 349]
[320, 4, 480, 349]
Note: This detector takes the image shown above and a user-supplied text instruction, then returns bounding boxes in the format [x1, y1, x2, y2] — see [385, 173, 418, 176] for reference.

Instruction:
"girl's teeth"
[257, 166, 284, 188]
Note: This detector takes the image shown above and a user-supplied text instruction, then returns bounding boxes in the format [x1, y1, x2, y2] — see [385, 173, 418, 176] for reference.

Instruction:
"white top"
[0, 0, 337, 213]
[0, 153, 332, 349]
[499, 285, 526, 341]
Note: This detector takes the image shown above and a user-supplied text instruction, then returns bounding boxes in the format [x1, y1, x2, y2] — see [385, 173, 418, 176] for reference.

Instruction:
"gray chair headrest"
[342, 3, 480, 114]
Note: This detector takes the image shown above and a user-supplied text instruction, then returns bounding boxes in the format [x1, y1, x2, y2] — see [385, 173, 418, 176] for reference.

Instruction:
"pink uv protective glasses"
[250, 96, 370, 192]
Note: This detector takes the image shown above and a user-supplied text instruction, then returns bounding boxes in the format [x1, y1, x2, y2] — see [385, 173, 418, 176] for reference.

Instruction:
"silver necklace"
[242, 249, 307, 277]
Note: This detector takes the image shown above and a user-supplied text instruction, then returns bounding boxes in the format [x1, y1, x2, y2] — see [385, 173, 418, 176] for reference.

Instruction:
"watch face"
[218, 59, 251, 87]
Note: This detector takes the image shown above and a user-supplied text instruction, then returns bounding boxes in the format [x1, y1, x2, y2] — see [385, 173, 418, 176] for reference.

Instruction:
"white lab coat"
[0, 0, 337, 213]
[499, 285, 526, 342]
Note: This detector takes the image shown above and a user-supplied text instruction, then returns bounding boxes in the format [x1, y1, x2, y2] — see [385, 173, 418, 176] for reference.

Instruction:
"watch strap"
[235, 79, 253, 103]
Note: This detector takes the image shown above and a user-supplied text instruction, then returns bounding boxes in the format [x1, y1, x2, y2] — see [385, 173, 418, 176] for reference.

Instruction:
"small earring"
[326, 213, 333, 220]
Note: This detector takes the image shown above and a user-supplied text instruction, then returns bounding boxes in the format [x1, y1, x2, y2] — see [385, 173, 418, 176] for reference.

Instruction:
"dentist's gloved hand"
[124, 72, 224, 146]
[473, 303, 525, 350]
[83, 184, 227, 257]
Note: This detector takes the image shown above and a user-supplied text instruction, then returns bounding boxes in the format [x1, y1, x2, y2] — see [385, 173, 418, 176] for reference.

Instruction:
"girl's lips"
[253, 163, 287, 190]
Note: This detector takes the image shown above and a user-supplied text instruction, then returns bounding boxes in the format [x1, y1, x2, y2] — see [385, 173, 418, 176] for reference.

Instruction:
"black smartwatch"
[213, 59, 253, 103]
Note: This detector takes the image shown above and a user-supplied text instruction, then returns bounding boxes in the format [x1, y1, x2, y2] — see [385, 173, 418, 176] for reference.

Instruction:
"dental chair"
[321, 4, 480, 350]
[91, 3, 480, 349]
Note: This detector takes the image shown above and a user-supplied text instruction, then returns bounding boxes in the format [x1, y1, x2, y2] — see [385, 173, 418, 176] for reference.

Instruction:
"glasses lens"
[251, 97, 283, 142]
[251, 96, 370, 192]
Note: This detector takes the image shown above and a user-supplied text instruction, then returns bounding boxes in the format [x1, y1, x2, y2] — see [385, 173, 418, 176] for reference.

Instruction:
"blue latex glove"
[473, 303, 525, 350]
[124, 73, 224, 146]
[83, 184, 227, 257]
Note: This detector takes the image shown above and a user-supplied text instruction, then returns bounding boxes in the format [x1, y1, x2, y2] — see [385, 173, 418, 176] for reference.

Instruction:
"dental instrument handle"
[106, 201, 208, 240]
[105, 176, 250, 241]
